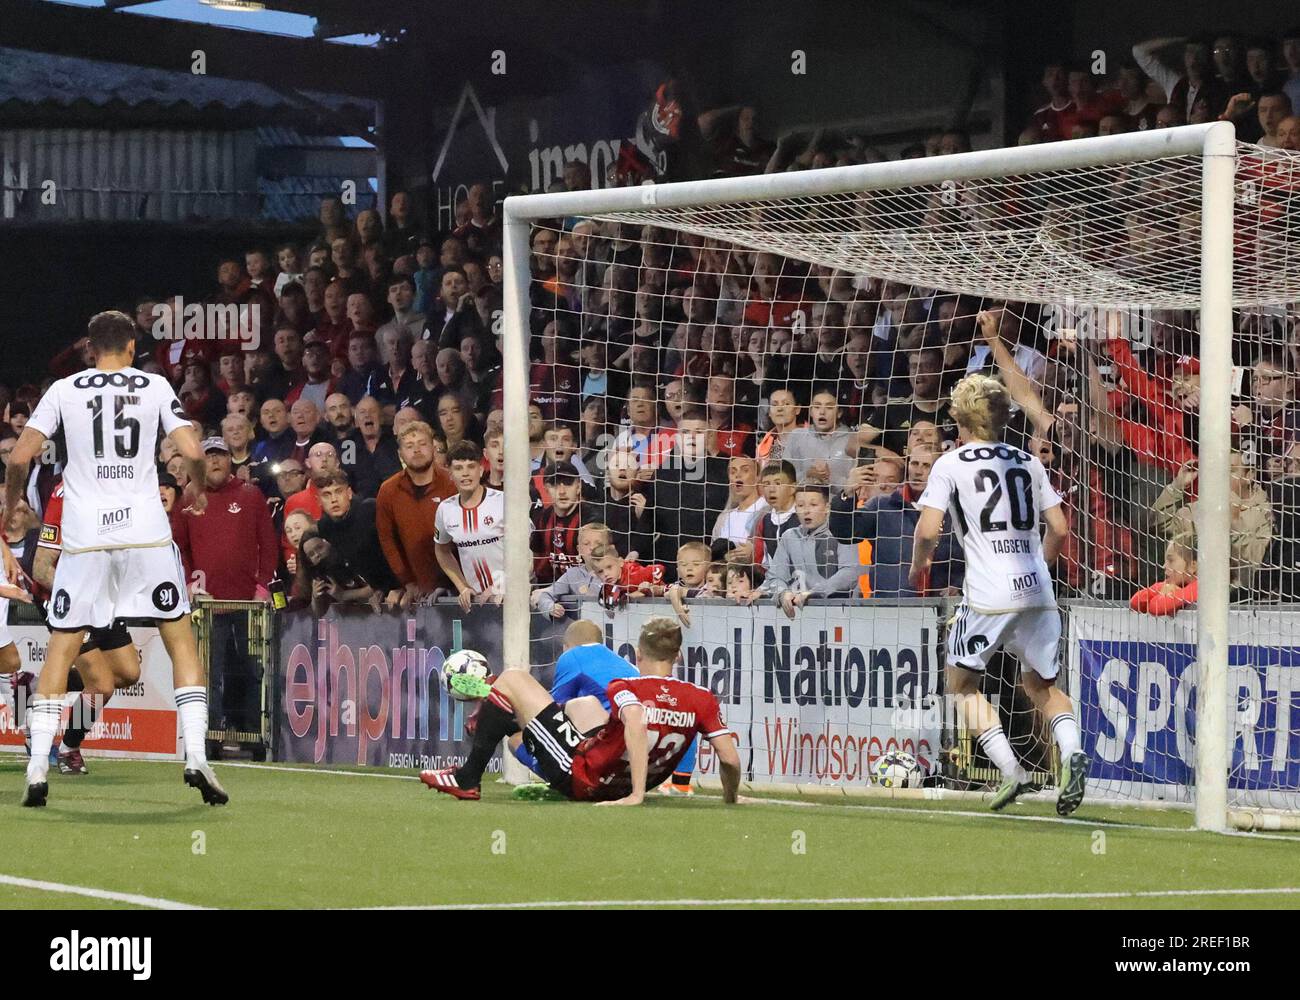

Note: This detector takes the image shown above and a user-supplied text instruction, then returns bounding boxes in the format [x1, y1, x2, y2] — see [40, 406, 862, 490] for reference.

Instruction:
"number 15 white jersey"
[27, 367, 190, 553]
[917, 440, 1063, 613]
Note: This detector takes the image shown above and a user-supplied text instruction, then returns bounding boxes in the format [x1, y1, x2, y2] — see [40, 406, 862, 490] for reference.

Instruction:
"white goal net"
[499, 123, 1300, 830]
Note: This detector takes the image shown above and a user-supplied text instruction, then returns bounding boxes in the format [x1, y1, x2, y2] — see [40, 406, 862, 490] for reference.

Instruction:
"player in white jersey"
[5, 310, 227, 808]
[909, 361, 1087, 816]
[435, 440, 506, 612]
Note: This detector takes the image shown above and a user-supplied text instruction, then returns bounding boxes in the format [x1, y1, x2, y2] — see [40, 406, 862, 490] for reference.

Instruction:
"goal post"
[499, 121, 1300, 830]
[1195, 122, 1236, 832]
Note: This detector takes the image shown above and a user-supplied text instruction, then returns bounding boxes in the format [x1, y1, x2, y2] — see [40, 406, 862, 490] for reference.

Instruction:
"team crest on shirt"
[484, 515, 495, 526]
[228, 502, 242, 514]
[553, 531, 563, 549]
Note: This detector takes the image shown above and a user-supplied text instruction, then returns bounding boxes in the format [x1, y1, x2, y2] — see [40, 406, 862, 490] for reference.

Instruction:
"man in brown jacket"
[376, 420, 458, 607]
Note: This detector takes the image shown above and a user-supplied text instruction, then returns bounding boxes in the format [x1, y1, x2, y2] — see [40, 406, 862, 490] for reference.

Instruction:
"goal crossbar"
[503, 123, 1229, 221]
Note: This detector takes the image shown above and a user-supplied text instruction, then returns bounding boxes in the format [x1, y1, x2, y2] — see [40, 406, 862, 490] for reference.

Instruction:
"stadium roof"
[0, 45, 375, 130]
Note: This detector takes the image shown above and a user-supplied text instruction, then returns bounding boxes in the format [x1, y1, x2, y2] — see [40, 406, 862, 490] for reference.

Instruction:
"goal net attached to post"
[498, 122, 1300, 831]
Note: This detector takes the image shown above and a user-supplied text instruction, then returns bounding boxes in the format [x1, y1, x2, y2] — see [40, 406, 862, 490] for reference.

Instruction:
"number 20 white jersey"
[917, 440, 1063, 613]
[27, 367, 190, 553]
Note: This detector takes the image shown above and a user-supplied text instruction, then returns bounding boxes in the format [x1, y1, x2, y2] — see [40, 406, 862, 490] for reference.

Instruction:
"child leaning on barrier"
[725, 563, 763, 602]
[667, 540, 714, 626]
[531, 522, 611, 620]
[1130, 537, 1198, 617]
[593, 543, 667, 614]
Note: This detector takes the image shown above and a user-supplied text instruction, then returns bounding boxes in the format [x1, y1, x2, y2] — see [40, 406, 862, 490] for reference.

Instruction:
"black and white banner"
[582, 600, 944, 786]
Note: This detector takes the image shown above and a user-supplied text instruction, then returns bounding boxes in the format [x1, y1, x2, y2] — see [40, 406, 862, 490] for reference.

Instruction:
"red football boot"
[58, 748, 89, 775]
[419, 768, 481, 800]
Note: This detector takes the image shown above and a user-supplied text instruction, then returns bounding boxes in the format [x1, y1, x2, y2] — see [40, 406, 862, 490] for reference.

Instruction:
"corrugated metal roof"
[254, 126, 357, 148]
[1, 127, 259, 222]
[258, 174, 377, 223]
[0, 47, 374, 130]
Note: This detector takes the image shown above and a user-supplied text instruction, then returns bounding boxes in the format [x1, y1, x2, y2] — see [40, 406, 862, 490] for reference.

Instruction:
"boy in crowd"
[592, 542, 666, 611]
[761, 484, 862, 617]
[531, 522, 611, 620]
[751, 460, 799, 568]
[665, 540, 713, 626]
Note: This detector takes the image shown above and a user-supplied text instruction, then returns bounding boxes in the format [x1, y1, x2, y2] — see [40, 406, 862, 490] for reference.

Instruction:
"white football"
[874, 749, 924, 789]
[441, 649, 491, 701]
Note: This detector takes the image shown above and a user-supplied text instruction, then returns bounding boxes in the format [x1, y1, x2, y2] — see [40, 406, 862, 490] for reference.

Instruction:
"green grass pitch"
[2, 753, 1298, 910]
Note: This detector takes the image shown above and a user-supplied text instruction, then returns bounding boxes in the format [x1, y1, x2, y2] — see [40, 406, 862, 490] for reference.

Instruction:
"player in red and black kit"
[530, 460, 587, 585]
[421, 616, 741, 805]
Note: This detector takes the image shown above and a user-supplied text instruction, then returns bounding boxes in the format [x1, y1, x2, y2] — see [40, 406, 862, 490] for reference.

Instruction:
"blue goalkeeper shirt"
[550, 642, 638, 707]
[512, 642, 636, 772]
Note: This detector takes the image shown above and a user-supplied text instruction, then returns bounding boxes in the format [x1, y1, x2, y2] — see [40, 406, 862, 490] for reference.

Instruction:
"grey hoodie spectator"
[532, 522, 611, 618]
[783, 388, 856, 491]
[761, 484, 861, 615]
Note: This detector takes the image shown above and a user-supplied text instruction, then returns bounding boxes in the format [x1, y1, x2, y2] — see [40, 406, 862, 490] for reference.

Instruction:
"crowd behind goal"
[0, 29, 1299, 700]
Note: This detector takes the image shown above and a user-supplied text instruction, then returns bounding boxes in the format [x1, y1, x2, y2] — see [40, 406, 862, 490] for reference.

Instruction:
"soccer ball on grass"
[873, 749, 924, 789]
[442, 649, 492, 701]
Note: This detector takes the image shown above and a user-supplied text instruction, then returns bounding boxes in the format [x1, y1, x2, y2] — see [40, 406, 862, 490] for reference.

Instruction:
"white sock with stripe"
[26, 696, 62, 783]
[976, 725, 1027, 783]
[174, 686, 210, 769]
[1049, 712, 1082, 759]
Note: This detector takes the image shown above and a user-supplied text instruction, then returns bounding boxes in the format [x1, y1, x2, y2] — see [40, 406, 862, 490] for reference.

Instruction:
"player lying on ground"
[6, 310, 228, 808]
[909, 350, 1088, 816]
[421, 616, 739, 805]
[500, 620, 700, 796]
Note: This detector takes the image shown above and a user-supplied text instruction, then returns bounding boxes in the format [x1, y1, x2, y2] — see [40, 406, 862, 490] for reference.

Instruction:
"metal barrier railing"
[190, 599, 276, 758]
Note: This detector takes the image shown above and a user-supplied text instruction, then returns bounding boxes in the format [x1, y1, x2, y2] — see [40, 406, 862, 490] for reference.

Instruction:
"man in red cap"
[172, 437, 277, 737]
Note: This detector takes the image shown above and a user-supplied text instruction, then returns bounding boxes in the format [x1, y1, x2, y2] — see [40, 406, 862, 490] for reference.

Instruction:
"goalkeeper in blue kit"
[509, 619, 699, 797]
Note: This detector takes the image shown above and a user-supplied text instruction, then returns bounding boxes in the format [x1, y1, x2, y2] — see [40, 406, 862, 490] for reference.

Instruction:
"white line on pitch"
[0, 873, 209, 910]
[736, 795, 1300, 843]
[215, 761, 420, 781]
[363, 886, 1300, 910]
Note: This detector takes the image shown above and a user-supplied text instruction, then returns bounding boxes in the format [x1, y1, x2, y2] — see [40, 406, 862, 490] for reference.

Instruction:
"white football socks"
[174, 686, 210, 769]
[25, 697, 61, 784]
[977, 724, 1027, 783]
[1049, 712, 1082, 759]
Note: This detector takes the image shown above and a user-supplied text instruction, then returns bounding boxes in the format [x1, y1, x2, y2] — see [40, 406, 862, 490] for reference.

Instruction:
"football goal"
[498, 121, 1300, 832]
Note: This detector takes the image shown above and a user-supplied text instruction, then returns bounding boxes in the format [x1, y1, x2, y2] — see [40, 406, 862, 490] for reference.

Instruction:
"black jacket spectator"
[423, 306, 485, 352]
[256, 361, 304, 406]
[586, 480, 657, 565]
[650, 454, 731, 566]
[317, 496, 398, 594]
[340, 428, 402, 499]
[365, 367, 420, 410]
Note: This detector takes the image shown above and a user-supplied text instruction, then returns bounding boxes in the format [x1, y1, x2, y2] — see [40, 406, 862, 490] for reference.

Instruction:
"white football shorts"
[48, 543, 190, 630]
[946, 605, 1062, 680]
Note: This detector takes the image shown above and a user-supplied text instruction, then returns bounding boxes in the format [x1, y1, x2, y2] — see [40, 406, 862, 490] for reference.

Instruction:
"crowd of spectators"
[4, 26, 1300, 659]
